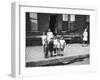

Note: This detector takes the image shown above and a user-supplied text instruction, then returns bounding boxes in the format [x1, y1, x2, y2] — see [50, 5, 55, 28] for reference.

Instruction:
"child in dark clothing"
[48, 38, 54, 57]
[44, 40, 49, 58]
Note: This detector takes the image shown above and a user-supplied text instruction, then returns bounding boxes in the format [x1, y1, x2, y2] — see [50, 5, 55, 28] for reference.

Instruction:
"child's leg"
[43, 44, 45, 53]
[54, 48, 56, 53]
[45, 47, 49, 58]
[82, 40, 85, 47]
[85, 41, 88, 47]
[59, 48, 61, 56]
[50, 50, 53, 57]
[54, 48, 57, 56]
[57, 48, 60, 56]
[61, 48, 64, 56]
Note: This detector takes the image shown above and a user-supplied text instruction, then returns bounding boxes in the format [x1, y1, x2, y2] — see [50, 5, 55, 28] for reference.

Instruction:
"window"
[62, 14, 75, 32]
[69, 14, 75, 32]
[70, 14, 75, 21]
[63, 14, 68, 21]
[62, 14, 69, 31]
[29, 12, 38, 31]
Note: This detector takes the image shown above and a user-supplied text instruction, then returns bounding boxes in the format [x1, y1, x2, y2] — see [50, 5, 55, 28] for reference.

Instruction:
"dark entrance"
[49, 14, 57, 35]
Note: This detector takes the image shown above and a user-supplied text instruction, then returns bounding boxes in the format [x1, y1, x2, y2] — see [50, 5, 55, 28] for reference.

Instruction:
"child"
[53, 36, 58, 56]
[44, 40, 49, 58]
[57, 38, 61, 56]
[41, 32, 47, 53]
[60, 36, 66, 56]
[82, 28, 88, 47]
[48, 38, 54, 57]
[47, 29, 53, 43]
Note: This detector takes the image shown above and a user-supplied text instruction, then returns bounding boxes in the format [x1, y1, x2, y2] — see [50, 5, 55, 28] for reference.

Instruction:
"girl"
[60, 36, 66, 56]
[41, 32, 47, 53]
[82, 28, 88, 47]
[53, 36, 58, 56]
[57, 38, 61, 56]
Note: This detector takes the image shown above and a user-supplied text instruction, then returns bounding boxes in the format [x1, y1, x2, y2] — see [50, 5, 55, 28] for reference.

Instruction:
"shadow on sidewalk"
[26, 54, 90, 67]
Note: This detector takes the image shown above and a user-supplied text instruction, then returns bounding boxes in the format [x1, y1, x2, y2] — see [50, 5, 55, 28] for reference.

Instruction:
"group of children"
[42, 29, 66, 58]
[41, 28, 88, 58]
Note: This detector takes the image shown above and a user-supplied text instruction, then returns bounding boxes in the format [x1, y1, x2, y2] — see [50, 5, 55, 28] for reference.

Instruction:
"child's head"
[48, 29, 51, 32]
[43, 32, 45, 35]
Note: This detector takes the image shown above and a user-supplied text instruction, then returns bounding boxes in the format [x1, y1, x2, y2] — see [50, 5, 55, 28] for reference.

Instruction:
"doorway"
[49, 14, 57, 35]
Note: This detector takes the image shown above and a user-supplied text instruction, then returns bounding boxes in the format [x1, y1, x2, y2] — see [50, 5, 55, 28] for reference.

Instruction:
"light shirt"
[42, 35, 47, 45]
[83, 31, 88, 41]
[53, 39, 58, 45]
[60, 40, 65, 45]
[47, 32, 53, 42]
[53, 39, 58, 48]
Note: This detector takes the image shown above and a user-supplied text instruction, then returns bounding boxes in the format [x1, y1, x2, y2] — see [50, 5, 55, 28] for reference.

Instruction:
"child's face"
[48, 29, 50, 32]
[43, 32, 45, 35]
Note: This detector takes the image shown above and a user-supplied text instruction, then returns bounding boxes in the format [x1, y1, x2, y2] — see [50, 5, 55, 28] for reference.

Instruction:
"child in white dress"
[60, 36, 66, 56]
[82, 28, 88, 47]
[41, 32, 47, 53]
[53, 36, 58, 56]
[57, 38, 61, 56]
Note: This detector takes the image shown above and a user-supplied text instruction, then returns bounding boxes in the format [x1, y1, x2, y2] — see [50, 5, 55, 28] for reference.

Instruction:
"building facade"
[26, 12, 90, 46]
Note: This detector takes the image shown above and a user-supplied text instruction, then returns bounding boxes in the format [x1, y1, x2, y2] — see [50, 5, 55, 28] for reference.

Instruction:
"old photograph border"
[11, 2, 97, 77]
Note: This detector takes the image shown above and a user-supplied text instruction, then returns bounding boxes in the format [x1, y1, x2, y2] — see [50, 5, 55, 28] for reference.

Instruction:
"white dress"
[53, 39, 58, 48]
[57, 41, 61, 48]
[60, 40, 66, 48]
[83, 31, 88, 41]
[42, 35, 47, 45]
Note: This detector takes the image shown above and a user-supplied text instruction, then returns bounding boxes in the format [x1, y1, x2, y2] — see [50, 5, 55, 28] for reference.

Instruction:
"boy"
[44, 40, 49, 58]
[48, 38, 54, 57]
[60, 36, 66, 56]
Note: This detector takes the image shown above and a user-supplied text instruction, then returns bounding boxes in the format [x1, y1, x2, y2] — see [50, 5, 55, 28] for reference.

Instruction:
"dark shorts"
[61, 48, 64, 51]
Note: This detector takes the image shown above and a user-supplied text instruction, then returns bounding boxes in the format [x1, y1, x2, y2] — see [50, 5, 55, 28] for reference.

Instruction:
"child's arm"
[64, 40, 66, 48]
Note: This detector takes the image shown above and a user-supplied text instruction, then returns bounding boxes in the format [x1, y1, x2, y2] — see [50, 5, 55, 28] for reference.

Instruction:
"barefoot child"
[41, 32, 47, 53]
[60, 36, 66, 56]
[82, 28, 88, 47]
[53, 36, 58, 56]
[45, 40, 49, 58]
[57, 38, 61, 56]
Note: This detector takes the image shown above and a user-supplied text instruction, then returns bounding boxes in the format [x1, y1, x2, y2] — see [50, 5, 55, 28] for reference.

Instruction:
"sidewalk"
[26, 44, 89, 63]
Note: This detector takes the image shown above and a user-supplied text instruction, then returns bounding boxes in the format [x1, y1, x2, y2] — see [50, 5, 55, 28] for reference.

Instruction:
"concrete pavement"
[26, 44, 89, 63]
